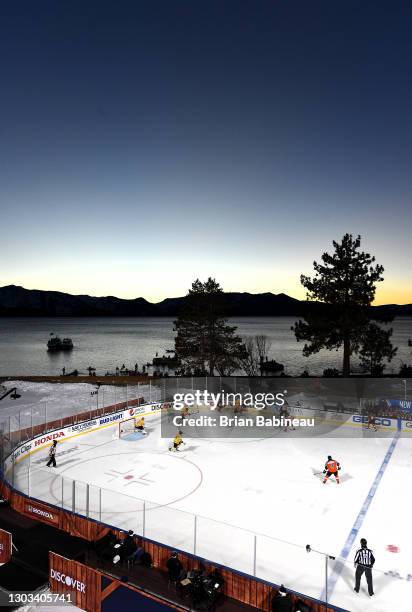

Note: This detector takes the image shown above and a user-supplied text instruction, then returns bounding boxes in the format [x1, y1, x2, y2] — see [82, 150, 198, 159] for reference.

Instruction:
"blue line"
[322, 430, 401, 602]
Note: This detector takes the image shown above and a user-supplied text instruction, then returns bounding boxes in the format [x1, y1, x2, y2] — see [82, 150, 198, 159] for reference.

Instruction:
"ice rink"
[8, 404, 412, 612]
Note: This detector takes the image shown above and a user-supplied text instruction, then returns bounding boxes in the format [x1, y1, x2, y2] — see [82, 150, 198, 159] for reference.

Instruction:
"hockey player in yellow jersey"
[169, 430, 185, 452]
[134, 416, 146, 435]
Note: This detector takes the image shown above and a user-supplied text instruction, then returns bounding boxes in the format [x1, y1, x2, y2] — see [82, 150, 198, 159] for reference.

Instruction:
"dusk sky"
[1, 1, 411, 304]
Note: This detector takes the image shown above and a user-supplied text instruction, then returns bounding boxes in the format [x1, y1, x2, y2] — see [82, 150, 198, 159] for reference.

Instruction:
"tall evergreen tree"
[358, 323, 397, 375]
[293, 234, 389, 376]
[174, 278, 245, 376]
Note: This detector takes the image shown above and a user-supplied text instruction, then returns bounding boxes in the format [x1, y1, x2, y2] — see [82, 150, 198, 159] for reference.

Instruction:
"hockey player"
[165, 402, 175, 422]
[134, 416, 146, 435]
[234, 398, 242, 414]
[280, 403, 295, 432]
[366, 414, 378, 432]
[169, 430, 185, 452]
[323, 455, 341, 484]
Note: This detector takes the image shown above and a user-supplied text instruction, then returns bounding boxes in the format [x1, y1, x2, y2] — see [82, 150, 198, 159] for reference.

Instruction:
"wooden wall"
[0, 478, 343, 612]
[49, 546, 336, 612]
[49, 552, 187, 612]
[49, 552, 101, 612]
[1, 483, 107, 542]
[95, 529, 338, 612]
[138, 536, 335, 612]
[0, 527, 12, 564]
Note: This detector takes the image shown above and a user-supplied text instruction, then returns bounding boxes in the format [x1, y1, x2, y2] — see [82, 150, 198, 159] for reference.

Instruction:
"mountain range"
[0, 285, 411, 318]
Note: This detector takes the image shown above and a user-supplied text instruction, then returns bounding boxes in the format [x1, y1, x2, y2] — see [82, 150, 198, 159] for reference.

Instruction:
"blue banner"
[384, 399, 412, 412]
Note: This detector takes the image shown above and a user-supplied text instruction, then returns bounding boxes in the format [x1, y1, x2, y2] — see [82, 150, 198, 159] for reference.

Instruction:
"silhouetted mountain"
[0, 285, 156, 316]
[0, 285, 411, 318]
[155, 292, 303, 316]
[371, 303, 412, 317]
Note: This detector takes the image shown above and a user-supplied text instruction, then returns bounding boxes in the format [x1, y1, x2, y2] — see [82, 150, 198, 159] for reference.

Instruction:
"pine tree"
[358, 323, 397, 375]
[174, 278, 245, 376]
[293, 234, 388, 376]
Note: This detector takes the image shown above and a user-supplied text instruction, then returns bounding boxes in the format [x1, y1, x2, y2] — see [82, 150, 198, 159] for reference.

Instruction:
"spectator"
[201, 568, 224, 606]
[125, 544, 146, 566]
[207, 568, 224, 589]
[123, 529, 134, 544]
[96, 529, 118, 560]
[118, 532, 147, 567]
[271, 585, 293, 612]
[121, 530, 136, 560]
[167, 552, 183, 585]
[140, 549, 152, 567]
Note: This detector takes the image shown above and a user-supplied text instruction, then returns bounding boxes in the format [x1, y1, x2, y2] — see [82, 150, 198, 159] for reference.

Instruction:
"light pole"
[402, 379, 407, 401]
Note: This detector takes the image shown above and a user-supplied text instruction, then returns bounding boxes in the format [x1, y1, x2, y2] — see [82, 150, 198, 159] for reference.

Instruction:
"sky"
[0, 1, 411, 305]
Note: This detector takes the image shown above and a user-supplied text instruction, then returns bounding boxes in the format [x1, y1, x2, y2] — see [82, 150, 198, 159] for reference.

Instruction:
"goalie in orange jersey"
[323, 455, 341, 484]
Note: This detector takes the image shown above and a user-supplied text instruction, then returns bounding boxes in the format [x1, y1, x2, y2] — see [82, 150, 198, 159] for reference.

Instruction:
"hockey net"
[118, 417, 136, 438]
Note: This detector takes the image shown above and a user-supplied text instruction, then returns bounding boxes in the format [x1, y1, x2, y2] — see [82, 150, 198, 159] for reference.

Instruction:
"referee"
[46, 440, 58, 468]
[354, 538, 375, 596]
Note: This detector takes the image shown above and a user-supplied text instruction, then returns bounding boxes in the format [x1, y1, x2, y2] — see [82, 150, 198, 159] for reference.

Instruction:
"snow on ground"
[3, 382, 412, 611]
[0, 380, 158, 429]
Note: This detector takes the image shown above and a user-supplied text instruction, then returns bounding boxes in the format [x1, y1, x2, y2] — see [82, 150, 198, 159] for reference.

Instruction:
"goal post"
[118, 417, 136, 438]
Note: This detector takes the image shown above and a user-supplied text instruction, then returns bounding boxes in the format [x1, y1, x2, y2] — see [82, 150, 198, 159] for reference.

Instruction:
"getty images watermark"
[169, 390, 315, 431]
[173, 390, 286, 410]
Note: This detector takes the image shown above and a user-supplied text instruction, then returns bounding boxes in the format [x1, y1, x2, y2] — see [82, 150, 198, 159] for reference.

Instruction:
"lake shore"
[0, 374, 152, 385]
[1, 373, 409, 387]
[1, 316, 410, 377]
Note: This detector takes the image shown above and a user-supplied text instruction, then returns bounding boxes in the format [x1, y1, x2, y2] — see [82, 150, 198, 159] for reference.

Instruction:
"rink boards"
[5, 402, 412, 475]
[3, 400, 412, 612]
[4, 402, 162, 473]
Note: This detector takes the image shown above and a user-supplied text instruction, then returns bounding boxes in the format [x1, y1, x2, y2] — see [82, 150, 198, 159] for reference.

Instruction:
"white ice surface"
[7, 402, 412, 612]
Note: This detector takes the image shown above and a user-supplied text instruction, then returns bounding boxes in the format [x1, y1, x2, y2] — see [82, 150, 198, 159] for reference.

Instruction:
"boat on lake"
[47, 334, 74, 352]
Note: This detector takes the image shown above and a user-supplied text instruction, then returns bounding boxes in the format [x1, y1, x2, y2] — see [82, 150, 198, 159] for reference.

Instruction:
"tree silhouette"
[174, 278, 244, 376]
[293, 234, 389, 376]
[358, 323, 397, 375]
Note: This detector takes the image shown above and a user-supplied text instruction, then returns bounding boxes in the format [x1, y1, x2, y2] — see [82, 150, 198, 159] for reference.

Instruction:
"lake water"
[0, 317, 411, 377]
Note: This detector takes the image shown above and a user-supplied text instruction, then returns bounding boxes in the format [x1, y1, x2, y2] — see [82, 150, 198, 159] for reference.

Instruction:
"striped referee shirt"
[354, 548, 375, 568]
